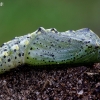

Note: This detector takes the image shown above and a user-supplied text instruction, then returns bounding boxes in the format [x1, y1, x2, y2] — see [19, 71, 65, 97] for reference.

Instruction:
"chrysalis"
[0, 27, 100, 74]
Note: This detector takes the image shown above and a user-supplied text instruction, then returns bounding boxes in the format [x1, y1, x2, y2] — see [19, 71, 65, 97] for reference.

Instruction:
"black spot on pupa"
[55, 48, 57, 51]
[28, 52, 30, 55]
[8, 58, 11, 62]
[15, 57, 17, 59]
[56, 39, 59, 41]
[95, 46, 99, 49]
[88, 46, 92, 48]
[51, 28, 58, 33]
[69, 30, 73, 32]
[85, 41, 90, 44]
[50, 54, 54, 57]
[30, 47, 33, 50]
[3, 55, 6, 58]
[19, 53, 21, 57]
[73, 57, 76, 60]
[51, 28, 55, 31]
[48, 60, 50, 62]
[51, 44, 54, 47]
[58, 46, 61, 48]
[98, 51, 100, 54]
[68, 39, 71, 43]
[37, 48, 39, 50]
[81, 39, 85, 41]
[80, 46, 83, 49]
[84, 28, 90, 32]
[27, 57, 29, 59]
[14, 49, 16, 52]
[38, 27, 42, 32]
[22, 53, 24, 56]
[1, 43, 4, 47]
[49, 47, 51, 49]
[24, 45, 26, 47]
[27, 37, 30, 38]
[87, 41, 90, 43]
[4, 49, 7, 51]
[36, 37, 39, 40]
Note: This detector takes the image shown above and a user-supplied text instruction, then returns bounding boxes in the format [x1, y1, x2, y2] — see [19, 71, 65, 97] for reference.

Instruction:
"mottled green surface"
[0, 27, 100, 74]
[26, 28, 100, 66]
[0, 0, 100, 45]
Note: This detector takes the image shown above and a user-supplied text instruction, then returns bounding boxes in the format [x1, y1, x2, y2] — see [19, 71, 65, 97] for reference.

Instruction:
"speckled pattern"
[0, 33, 33, 73]
[0, 27, 100, 73]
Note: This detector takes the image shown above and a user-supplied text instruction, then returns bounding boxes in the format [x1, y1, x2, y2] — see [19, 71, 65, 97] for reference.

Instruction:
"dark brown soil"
[0, 63, 100, 100]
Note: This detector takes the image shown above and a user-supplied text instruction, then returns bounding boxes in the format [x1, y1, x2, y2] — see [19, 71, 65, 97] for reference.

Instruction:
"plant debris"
[0, 63, 100, 100]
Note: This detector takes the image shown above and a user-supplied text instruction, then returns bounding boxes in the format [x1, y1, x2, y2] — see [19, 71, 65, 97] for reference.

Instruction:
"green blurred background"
[0, 0, 100, 45]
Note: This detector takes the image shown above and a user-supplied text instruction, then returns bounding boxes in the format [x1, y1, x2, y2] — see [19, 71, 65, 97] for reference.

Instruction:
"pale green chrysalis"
[0, 27, 100, 74]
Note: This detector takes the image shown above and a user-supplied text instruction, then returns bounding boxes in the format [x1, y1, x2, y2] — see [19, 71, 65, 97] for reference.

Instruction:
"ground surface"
[0, 64, 100, 100]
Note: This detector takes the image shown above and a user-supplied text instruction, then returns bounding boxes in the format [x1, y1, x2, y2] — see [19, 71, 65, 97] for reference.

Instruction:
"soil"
[0, 63, 100, 100]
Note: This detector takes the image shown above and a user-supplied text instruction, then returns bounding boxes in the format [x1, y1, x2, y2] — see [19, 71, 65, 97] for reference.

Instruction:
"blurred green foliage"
[0, 0, 100, 45]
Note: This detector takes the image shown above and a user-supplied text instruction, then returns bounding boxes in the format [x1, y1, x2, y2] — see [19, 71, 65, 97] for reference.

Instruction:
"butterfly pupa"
[0, 27, 100, 74]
